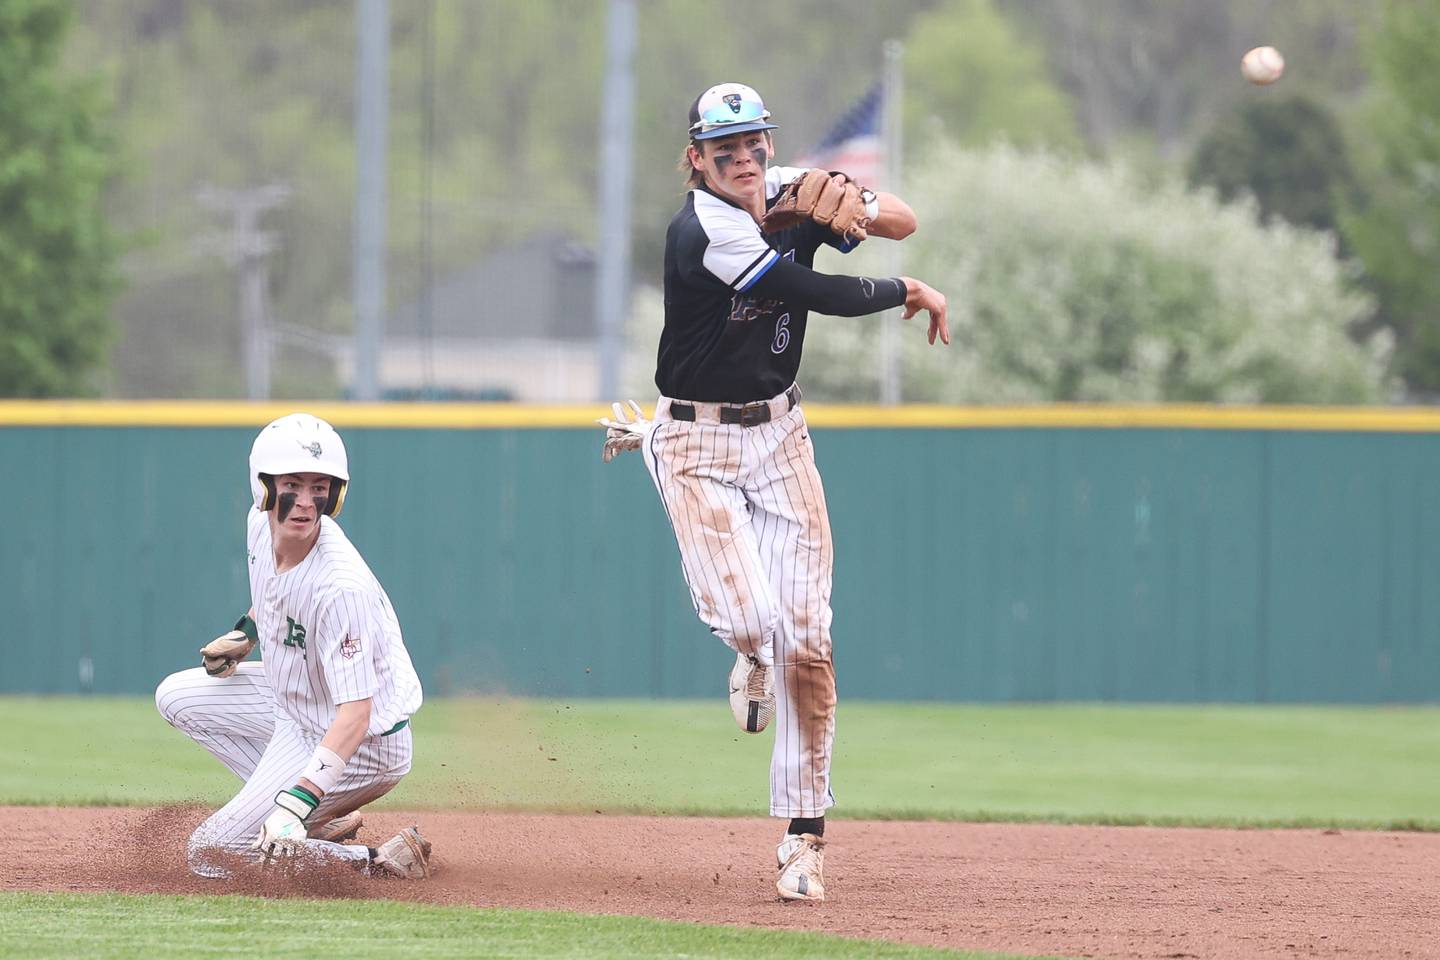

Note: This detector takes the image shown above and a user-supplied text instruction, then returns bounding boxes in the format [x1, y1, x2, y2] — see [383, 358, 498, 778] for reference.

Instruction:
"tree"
[1001, 0, 1376, 154]
[797, 143, 1389, 404]
[1342, 0, 1440, 395]
[71, 0, 611, 397]
[0, 0, 118, 396]
[903, 0, 1079, 152]
[1188, 95, 1356, 236]
[69, 0, 1084, 397]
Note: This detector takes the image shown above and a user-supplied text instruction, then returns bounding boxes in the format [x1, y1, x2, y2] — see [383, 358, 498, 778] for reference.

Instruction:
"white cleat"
[776, 833, 826, 902]
[308, 810, 364, 843]
[728, 652, 775, 734]
[372, 826, 432, 879]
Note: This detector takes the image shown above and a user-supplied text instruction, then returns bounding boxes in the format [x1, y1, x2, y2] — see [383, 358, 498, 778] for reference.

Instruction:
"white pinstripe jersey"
[246, 509, 423, 740]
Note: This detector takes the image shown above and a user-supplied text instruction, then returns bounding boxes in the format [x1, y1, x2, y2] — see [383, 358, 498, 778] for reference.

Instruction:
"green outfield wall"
[3, 401, 1438, 703]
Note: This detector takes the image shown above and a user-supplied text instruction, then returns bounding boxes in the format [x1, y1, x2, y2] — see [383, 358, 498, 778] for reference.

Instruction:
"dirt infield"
[2, 806, 1436, 959]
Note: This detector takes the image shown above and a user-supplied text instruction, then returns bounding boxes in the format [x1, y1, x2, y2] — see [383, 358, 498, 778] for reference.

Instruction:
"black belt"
[669, 384, 802, 427]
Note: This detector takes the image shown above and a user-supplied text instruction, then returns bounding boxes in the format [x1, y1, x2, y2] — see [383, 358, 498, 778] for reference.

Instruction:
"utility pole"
[353, 0, 390, 402]
[196, 184, 291, 401]
[594, 0, 637, 401]
[880, 39, 905, 406]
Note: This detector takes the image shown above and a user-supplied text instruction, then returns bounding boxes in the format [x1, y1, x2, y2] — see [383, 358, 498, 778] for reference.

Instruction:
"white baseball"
[1241, 46, 1285, 85]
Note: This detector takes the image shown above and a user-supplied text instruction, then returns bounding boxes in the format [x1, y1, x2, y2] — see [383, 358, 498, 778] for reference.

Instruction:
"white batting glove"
[253, 789, 315, 862]
[597, 400, 652, 463]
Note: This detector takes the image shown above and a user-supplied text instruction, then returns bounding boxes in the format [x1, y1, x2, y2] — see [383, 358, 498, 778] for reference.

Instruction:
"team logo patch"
[723, 92, 742, 114]
[341, 636, 362, 659]
[298, 440, 323, 458]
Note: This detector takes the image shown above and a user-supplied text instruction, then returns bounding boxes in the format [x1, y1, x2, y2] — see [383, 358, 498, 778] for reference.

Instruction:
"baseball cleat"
[776, 833, 826, 902]
[372, 826, 432, 879]
[308, 810, 364, 843]
[728, 652, 775, 733]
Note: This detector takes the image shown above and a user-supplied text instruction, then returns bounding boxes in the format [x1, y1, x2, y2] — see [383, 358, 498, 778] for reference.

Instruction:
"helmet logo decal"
[723, 92, 742, 114]
[298, 440, 323, 459]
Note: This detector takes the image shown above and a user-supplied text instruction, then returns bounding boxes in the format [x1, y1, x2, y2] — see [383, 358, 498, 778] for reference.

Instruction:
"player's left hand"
[761, 168, 871, 242]
[253, 789, 316, 861]
[597, 400, 652, 463]
[200, 629, 255, 678]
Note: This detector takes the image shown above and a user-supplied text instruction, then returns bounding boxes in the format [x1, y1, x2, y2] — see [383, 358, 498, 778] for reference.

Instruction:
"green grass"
[2, 697, 1437, 829]
[0, 893, 1047, 960]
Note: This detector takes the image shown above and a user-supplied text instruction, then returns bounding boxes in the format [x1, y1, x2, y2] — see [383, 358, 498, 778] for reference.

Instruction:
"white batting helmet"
[249, 413, 350, 517]
[688, 82, 778, 141]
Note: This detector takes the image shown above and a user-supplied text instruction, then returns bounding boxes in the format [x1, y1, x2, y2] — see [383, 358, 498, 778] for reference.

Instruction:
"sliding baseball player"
[155, 413, 430, 879]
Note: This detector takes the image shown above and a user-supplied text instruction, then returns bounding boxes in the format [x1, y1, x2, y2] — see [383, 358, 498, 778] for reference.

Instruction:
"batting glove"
[597, 400, 652, 463]
[254, 787, 316, 861]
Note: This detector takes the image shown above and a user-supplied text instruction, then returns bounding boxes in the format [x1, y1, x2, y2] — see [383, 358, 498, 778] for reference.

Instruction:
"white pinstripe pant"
[155, 664, 412, 878]
[643, 396, 837, 819]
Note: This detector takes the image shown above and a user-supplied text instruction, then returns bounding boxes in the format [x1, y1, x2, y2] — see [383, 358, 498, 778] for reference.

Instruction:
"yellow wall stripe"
[1, 400, 1439, 432]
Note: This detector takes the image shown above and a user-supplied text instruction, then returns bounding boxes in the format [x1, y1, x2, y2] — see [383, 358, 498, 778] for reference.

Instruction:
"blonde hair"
[679, 142, 705, 188]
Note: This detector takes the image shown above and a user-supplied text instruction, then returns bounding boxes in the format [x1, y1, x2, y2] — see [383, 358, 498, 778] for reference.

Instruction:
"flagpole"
[595, 0, 637, 402]
[880, 39, 904, 405]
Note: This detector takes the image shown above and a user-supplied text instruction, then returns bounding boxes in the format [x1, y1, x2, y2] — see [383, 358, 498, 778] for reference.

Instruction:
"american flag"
[791, 85, 884, 187]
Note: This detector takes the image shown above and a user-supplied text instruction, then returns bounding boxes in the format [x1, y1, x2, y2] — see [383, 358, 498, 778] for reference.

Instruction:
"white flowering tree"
[799, 143, 1391, 404]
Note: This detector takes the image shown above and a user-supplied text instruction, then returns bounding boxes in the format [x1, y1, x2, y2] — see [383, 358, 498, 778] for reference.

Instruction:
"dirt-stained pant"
[155, 664, 411, 877]
[642, 390, 836, 819]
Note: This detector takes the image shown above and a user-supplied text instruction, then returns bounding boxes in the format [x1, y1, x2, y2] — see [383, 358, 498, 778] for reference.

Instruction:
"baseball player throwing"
[155, 413, 430, 879]
[601, 82, 948, 901]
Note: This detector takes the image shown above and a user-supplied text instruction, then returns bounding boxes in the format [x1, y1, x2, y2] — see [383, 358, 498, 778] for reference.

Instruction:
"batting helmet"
[688, 82, 778, 141]
[249, 413, 350, 517]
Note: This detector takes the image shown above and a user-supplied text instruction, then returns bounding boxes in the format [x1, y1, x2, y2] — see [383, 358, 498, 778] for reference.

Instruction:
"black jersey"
[656, 166, 860, 403]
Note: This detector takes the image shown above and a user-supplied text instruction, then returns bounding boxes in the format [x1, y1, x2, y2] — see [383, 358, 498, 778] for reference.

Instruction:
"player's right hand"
[254, 789, 315, 862]
[900, 277, 949, 346]
[596, 400, 652, 463]
[199, 630, 255, 678]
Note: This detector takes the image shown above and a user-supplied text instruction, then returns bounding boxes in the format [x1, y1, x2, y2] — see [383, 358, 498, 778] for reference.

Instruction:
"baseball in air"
[1241, 46, 1285, 85]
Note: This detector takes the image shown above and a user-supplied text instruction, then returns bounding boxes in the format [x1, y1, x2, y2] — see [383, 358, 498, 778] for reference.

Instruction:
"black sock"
[367, 847, 379, 861]
[788, 817, 824, 837]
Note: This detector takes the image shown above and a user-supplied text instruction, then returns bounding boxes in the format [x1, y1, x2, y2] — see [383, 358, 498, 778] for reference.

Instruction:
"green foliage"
[1002, 0, 1377, 151]
[903, 0, 1079, 152]
[0, 0, 119, 397]
[61, 1, 1392, 401]
[1188, 95, 1356, 235]
[801, 143, 1388, 403]
[76, 0, 965, 397]
[1341, 0, 1440, 395]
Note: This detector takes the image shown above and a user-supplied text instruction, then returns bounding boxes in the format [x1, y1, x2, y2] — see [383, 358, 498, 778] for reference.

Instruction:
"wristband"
[302, 745, 346, 796]
[275, 786, 318, 820]
[234, 614, 258, 644]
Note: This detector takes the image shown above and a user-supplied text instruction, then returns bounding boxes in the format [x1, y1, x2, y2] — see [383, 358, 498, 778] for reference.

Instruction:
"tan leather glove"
[200, 621, 256, 678]
[761, 169, 872, 242]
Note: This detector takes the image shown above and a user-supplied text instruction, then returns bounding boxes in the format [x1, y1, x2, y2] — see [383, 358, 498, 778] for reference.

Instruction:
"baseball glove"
[761, 169, 872, 242]
[201, 618, 257, 678]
